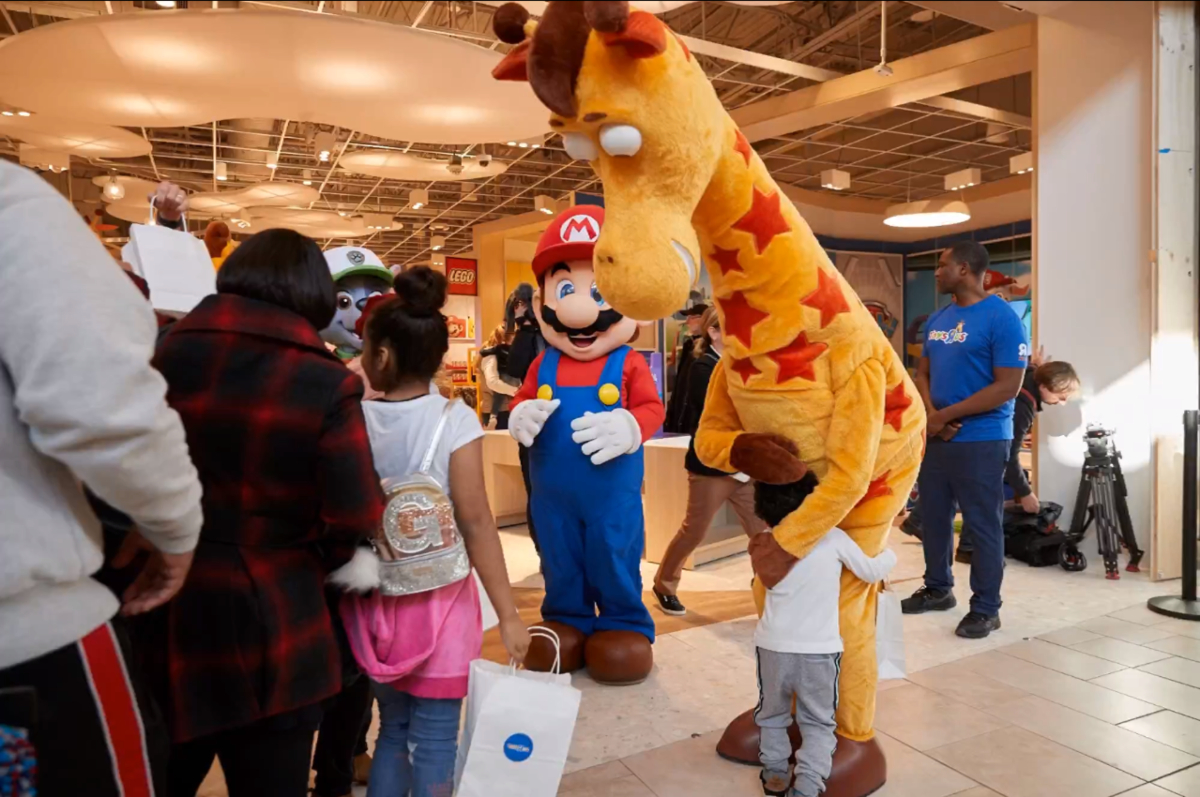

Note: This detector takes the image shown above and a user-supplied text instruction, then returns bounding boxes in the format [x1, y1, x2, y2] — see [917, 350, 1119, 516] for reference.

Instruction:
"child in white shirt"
[752, 474, 897, 797]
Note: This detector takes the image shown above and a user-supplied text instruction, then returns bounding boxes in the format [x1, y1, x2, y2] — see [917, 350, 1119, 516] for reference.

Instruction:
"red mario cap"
[531, 205, 604, 279]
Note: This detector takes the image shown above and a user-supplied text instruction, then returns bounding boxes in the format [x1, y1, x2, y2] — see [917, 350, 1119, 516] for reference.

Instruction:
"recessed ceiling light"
[155, 0, 177, 7]
[1, 111, 13, 117]
[506, 141, 517, 147]
[16, 111, 31, 117]
[314, 130, 335, 163]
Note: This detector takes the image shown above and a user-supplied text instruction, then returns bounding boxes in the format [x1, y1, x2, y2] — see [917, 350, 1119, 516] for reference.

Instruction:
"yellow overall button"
[598, 383, 620, 406]
[537, 384, 554, 402]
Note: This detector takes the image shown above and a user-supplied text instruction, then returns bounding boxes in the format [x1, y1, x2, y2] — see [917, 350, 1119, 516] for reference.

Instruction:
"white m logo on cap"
[561, 214, 599, 244]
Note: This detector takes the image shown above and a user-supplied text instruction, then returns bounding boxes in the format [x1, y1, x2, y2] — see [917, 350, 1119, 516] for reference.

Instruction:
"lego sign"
[447, 257, 477, 296]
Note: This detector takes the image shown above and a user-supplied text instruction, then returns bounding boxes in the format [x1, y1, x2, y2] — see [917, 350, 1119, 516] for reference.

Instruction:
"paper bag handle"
[511, 625, 562, 675]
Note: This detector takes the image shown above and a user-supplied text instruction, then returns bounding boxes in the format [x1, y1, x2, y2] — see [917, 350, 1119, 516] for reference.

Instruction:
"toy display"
[507, 205, 665, 686]
[320, 245, 396, 360]
[492, 2, 925, 793]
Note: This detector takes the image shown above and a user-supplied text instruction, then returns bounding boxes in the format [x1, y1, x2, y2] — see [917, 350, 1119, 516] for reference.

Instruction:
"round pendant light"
[883, 198, 971, 228]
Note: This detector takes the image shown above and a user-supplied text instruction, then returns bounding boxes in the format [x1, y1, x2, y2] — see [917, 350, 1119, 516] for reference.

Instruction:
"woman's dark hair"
[504, 282, 535, 336]
[754, 472, 820, 528]
[215, 228, 336, 330]
[365, 266, 449, 390]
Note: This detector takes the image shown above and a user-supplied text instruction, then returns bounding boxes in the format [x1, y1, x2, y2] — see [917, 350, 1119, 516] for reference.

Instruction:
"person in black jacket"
[663, 303, 708, 433]
[1007, 360, 1080, 513]
[651, 308, 767, 616]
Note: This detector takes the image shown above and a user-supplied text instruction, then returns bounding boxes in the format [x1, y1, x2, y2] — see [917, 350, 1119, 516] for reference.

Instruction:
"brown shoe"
[584, 630, 653, 685]
[525, 621, 586, 673]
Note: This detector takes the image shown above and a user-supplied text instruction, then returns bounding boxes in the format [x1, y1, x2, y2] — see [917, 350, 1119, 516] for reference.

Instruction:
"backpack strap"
[418, 400, 457, 476]
[1019, 387, 1037, 407]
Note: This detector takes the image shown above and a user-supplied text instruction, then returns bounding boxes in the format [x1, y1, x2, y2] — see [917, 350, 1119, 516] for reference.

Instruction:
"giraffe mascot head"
[493, 3, 926, 794]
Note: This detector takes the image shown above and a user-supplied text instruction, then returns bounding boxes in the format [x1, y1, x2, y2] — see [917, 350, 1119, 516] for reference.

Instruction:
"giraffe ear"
[492, 40, 531, 82]
[599, 10, 667, 59]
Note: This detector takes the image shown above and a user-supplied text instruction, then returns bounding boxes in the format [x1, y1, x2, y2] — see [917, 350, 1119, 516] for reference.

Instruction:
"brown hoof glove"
[584, 630, 653, 685]
[824, 735, 887, 797]
[525, 621, 587, 673]
[730, 433, 808, 485]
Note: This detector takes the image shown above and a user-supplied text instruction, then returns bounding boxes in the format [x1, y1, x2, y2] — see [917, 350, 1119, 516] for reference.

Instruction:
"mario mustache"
[540, 305, 624, 337]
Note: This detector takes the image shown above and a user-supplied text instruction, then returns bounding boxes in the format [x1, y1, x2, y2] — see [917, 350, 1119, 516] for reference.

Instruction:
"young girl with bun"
[335, 266, 530, 797]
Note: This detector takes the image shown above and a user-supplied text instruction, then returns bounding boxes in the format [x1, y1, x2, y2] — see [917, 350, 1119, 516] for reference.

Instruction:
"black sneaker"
[956, 611, 1002, 639]
[652, 588, 687, 616]
[901, 587, 958, 615]
[955, 547, 973, 565]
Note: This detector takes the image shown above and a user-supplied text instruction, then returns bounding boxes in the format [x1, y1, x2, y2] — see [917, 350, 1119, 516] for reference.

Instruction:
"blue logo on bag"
[504, 733, 533, 762]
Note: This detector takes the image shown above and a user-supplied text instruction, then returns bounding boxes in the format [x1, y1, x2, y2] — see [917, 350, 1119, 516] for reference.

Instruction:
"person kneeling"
[751, 475, 897, 797]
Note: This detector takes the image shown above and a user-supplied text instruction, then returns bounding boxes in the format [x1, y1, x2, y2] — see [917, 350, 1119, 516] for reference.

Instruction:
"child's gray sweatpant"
[754, 647, 841, 797]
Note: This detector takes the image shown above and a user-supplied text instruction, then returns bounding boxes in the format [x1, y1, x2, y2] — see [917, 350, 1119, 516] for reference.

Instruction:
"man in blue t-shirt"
[901, 241, 1028, 639]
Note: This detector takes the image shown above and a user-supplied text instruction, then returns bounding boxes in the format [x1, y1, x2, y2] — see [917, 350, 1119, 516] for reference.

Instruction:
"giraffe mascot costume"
[492, 2, 925, 793]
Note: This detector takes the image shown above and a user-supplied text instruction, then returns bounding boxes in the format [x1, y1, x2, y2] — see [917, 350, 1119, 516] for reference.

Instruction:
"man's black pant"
[168, 704, 322, 797]
[0, 620, 168, 797]
[311, 675, 373, 797]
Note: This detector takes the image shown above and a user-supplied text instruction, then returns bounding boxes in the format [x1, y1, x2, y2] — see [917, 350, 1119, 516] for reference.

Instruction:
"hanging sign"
[447, 257, 478, 296]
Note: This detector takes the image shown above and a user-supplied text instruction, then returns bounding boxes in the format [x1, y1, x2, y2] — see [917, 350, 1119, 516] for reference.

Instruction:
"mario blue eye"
[556, 281, 575, 301]
[591, 283, 606, 306]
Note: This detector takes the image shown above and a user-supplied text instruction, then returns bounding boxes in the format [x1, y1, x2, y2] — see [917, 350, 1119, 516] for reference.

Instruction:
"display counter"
[481, 430, 749, 571]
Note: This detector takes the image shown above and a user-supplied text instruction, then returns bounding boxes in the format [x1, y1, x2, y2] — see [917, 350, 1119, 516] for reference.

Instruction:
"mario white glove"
[509, 399, 560, 447]
[570, 409, 642, 466]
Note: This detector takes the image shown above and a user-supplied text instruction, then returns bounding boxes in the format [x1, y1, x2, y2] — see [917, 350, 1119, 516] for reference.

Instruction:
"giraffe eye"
[562, 132, 598, 161]
[599, 124, 642, 157]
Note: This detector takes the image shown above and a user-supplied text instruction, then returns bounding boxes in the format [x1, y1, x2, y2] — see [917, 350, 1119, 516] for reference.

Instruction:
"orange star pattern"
[734, 130, 753, 166]
[883, 383, 913, 432]
[731, 358, 761, 384]
[732, 187, 790, 255]
[801, 268, 851, 329]
[710, 245, 743, 276]
[769, 332, 828, 383]
[718, 291, 769, 348]
[855, 472, 894, 507]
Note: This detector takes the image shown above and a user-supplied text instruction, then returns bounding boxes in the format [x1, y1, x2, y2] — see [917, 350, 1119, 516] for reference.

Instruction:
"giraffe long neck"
[691, 119, 845, 360]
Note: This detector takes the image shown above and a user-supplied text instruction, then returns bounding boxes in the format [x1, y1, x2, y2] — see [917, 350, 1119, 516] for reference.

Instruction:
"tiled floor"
[501, 525, 1196, 797]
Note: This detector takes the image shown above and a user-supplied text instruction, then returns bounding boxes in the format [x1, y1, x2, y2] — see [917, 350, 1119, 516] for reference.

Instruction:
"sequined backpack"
[374, 400, 471, 596]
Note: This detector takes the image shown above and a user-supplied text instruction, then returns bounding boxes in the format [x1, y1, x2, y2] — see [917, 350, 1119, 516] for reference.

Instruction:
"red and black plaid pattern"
[147, 293, 384, 742]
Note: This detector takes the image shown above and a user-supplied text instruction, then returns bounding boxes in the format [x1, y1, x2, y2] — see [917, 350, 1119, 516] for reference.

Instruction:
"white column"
[1034, 2, 1155, 550]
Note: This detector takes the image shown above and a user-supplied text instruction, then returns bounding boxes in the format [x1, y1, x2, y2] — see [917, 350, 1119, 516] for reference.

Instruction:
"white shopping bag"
[124, 202, 215, 315]
[455, 627, 581, 797]
[876, 583, 907, 680]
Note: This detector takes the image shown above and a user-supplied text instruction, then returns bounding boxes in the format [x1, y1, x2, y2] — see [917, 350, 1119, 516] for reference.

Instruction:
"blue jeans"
[368, 683, 463, 797]
[918, 439, 1009, 616]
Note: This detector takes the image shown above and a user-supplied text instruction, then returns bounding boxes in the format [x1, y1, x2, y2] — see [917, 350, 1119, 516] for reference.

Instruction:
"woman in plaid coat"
[143, 230, 385, 797]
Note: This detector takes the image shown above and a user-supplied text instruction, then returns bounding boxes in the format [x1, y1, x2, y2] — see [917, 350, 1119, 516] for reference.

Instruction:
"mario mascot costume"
[508, 205, 665, 685]
[491, 3, 926, 794]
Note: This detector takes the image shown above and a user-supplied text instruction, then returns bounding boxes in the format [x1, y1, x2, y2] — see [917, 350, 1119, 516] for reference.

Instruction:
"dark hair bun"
[395, 266, 447, 317]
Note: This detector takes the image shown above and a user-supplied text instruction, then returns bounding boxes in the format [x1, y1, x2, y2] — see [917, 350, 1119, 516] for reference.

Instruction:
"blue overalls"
[528, 346, 656, 642]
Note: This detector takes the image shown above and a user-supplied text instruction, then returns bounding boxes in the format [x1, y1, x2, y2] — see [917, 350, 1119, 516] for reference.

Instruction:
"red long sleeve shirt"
[509, 349, 665, 442]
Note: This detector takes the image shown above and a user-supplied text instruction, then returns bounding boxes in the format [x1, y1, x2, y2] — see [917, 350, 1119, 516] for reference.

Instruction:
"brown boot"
[524, 621, 586, 673]
[584, 630, 653, 685]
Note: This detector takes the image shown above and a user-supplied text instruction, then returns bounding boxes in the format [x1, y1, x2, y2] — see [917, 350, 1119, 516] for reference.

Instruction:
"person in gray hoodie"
[0, 163, 203, 797]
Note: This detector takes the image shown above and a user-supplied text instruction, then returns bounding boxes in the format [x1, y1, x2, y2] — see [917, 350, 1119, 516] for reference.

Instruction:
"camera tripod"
[1066, 426, 1144, 579]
